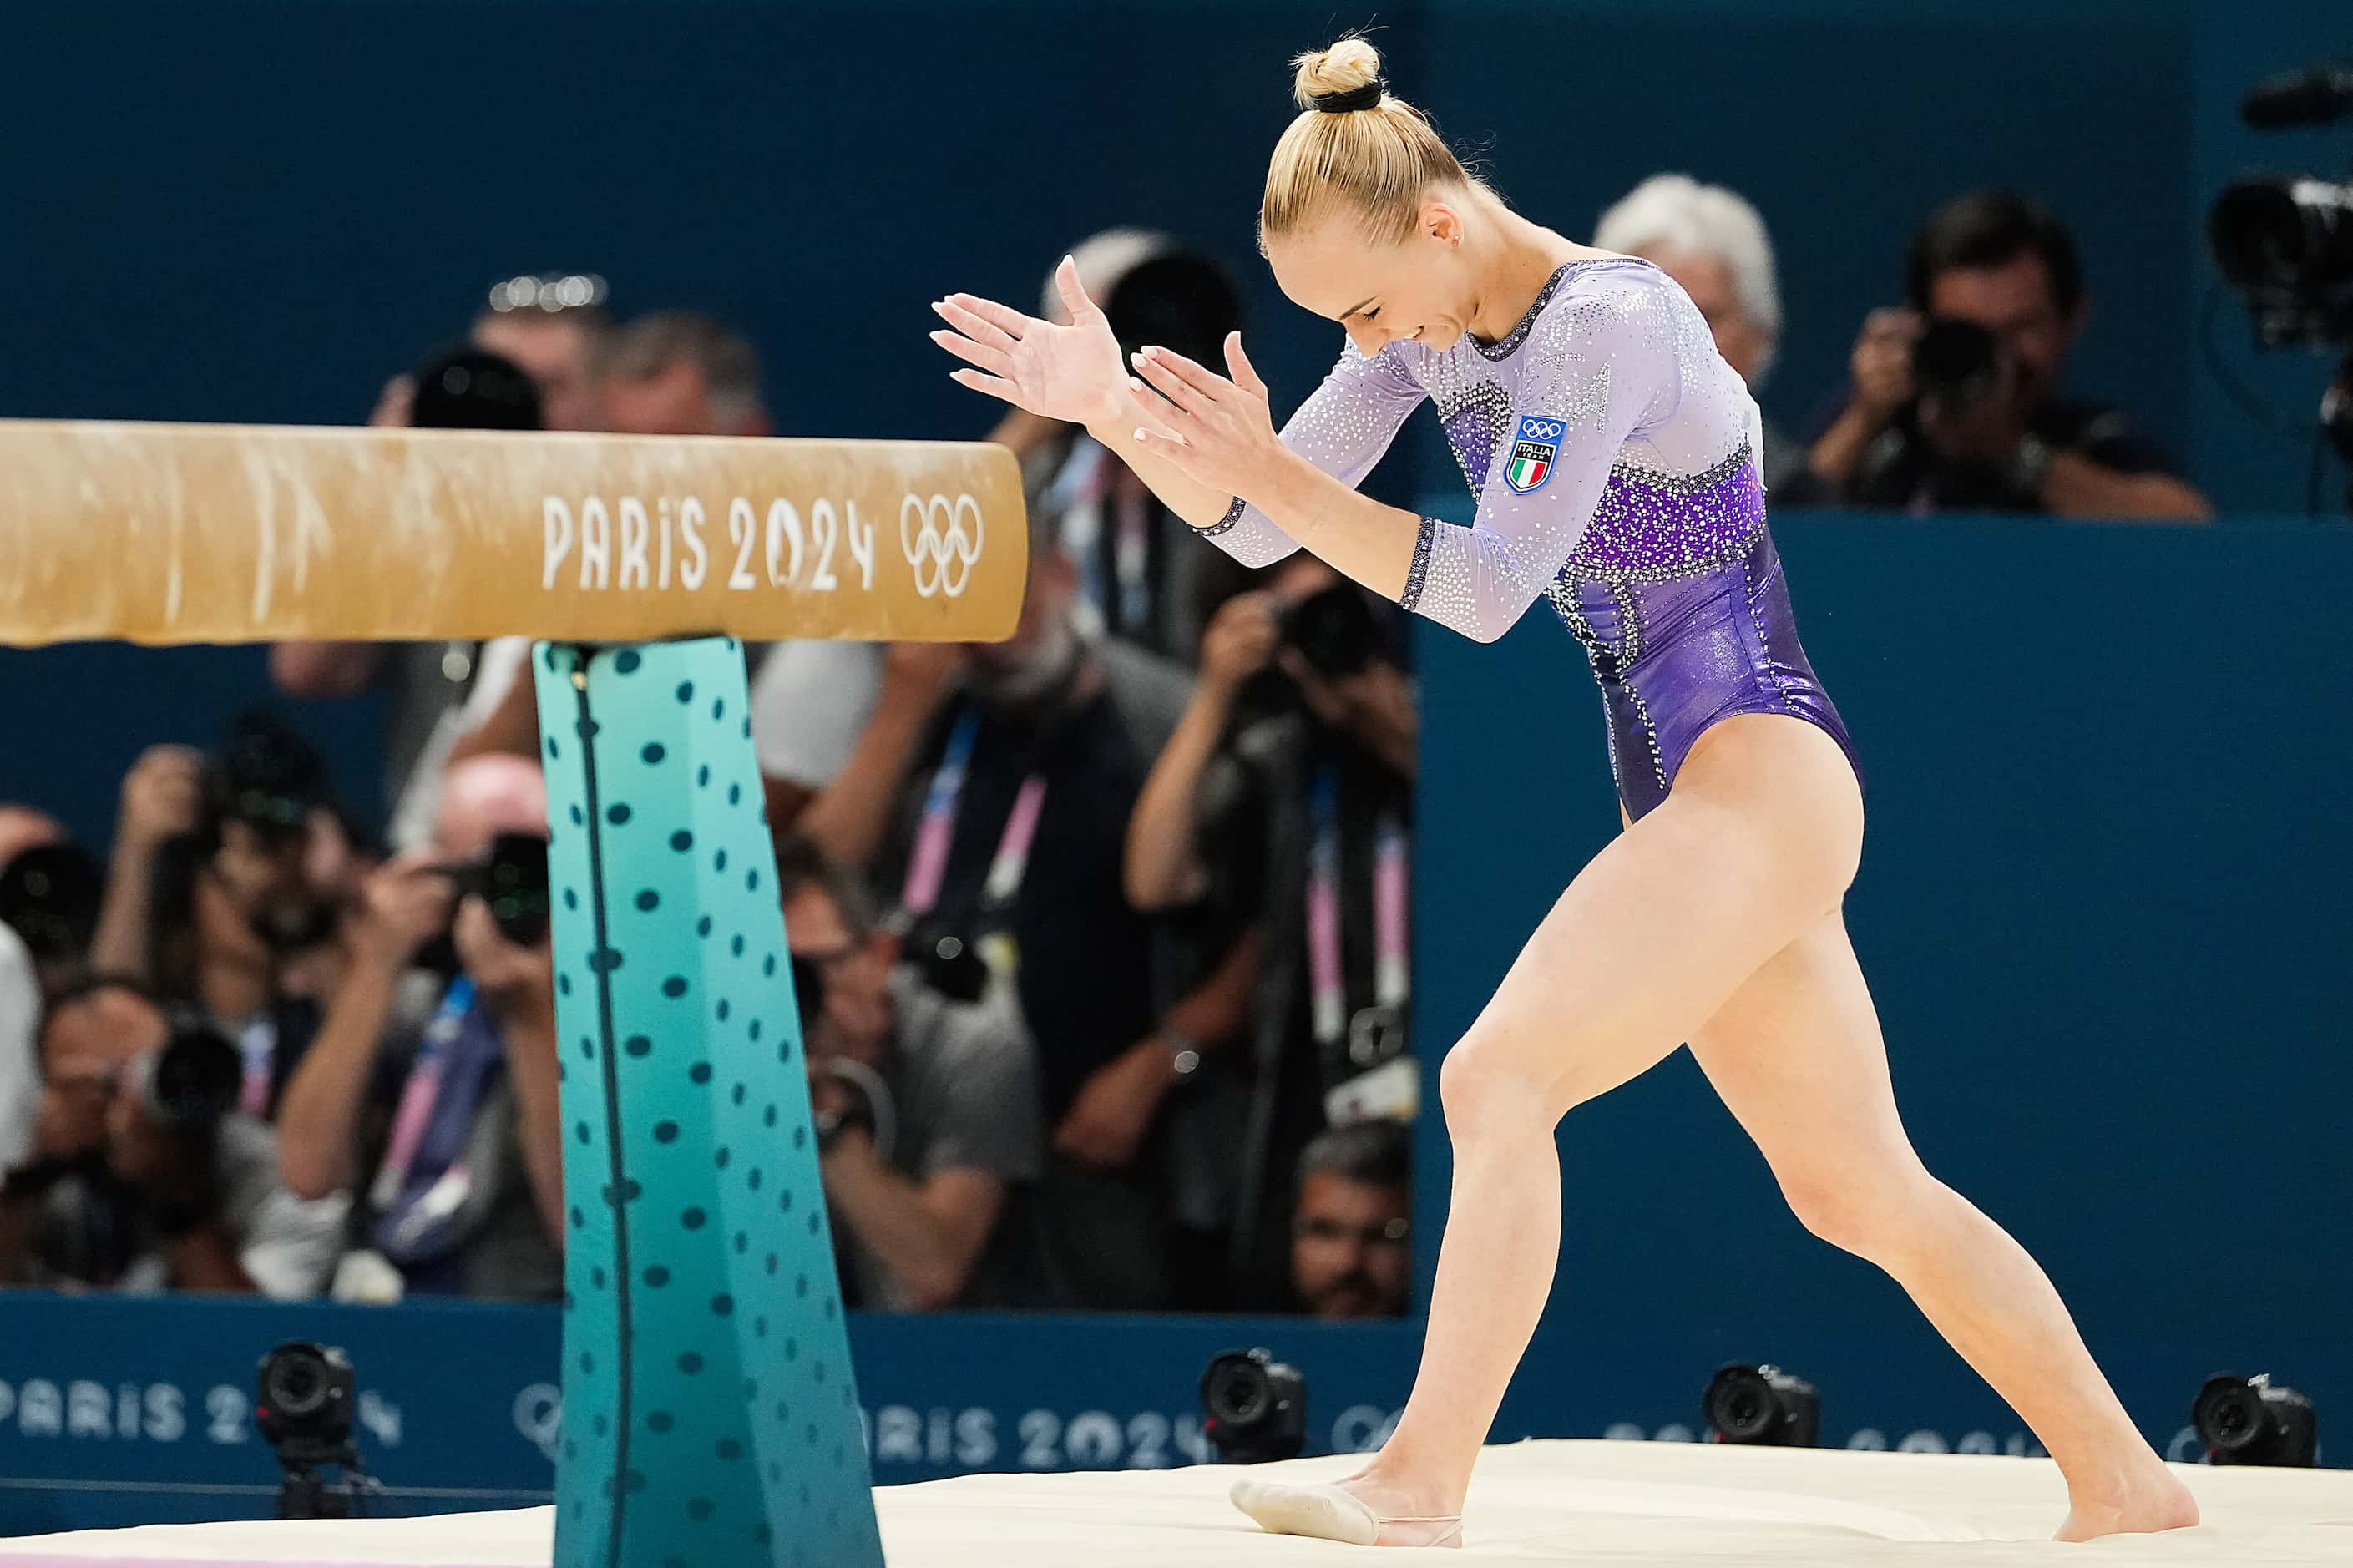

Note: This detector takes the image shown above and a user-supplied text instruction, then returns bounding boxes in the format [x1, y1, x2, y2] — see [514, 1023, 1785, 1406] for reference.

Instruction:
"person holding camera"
[773, 840, 1045, 1311]
[274, 756, 563, 1302]
[0, 979, 344, 1296]
[88, 717, 362, 1120]
[276, 343, 553, 853]
[801, 520, 1257, 1309]
[1806, 190, 2212, 519]
[1124, 556, 1417, 1308]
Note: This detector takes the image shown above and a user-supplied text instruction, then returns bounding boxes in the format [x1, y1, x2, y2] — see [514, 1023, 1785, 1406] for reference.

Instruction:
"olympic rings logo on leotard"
[1521, 417, 1566, 442]
[899, 493, 984, 598]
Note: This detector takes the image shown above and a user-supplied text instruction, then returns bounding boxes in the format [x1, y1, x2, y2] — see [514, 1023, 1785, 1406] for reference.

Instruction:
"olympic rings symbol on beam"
[900, 493, 984, 598]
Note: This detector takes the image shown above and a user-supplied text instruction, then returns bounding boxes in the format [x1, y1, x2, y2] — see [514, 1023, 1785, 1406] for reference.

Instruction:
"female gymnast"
[929, 38, 2198, 1550]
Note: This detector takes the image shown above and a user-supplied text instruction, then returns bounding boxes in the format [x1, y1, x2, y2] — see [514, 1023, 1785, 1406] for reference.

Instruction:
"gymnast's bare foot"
[2054, 1464, 2199, 1542]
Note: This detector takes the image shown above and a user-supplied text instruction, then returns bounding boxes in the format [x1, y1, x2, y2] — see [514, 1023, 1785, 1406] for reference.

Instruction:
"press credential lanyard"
[1306, 764, 1409, 1046]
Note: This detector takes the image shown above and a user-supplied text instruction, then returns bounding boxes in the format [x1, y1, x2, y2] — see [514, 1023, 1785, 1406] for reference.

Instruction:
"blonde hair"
[1261, 38, 1479, 250]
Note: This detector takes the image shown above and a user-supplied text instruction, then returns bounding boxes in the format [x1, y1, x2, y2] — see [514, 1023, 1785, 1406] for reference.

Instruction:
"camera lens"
[2210, 178, 2353, 292]
[1203, 1355, 1273, 1425]
[256, 1341, 355, 1449]
[2194, 1375, 2271, 1454]
[268, 1356, 327, 1418]
[148, 1026, 242, 1134]
[482, 832, 551, 947]
[1705, 1367, 1779, 1442]
[1911, 319, 2005, 407]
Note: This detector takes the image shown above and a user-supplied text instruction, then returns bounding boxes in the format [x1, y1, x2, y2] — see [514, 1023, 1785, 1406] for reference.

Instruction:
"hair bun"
[1292, 37, 1384, 110]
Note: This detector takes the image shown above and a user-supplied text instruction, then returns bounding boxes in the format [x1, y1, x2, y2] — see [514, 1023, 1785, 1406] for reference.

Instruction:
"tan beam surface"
[0, 419, 1025, 646]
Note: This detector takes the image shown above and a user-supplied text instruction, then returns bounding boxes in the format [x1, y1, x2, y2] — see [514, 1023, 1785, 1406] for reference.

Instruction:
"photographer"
[88, 716, 360, 1118]
[802, 519, 1256, 1309]
[1807, 190, 2213, 520]
[275, 344, 548, 852]
[1124, 557, 1416, 1308]
[0, 979, 343, 1296]
[777, 840, 1045, 1311]
[275, 756, 563, 1302]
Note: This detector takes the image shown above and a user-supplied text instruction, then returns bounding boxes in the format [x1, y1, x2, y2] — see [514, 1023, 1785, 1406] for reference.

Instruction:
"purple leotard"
[1202, 256, 1856, 820]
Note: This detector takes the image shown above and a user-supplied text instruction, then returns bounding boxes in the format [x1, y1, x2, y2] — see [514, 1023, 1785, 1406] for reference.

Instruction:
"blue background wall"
[0, 0, 2346, 1535]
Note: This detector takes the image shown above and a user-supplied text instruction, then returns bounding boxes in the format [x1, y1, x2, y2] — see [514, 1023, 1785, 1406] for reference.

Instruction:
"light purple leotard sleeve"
[1195, 340, 1428, 568]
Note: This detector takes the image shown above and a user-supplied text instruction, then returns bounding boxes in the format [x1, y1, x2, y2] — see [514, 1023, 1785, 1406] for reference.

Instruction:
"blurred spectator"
[1808, 190, 2212, 520]
[1125, 557, 1417, 1308]
[0, 979, 344, 1296]
[777, 839, 1045, 1310]
[1289, 1120, 1411, 1319]
[600, 311, 769, 437]
[1593, 174, 1804, 493]
[89, 718, 357, 1118]
[275, 756, 562, 1302]
[799, 519, 1252, 1310]
[275, 345, 548, 850]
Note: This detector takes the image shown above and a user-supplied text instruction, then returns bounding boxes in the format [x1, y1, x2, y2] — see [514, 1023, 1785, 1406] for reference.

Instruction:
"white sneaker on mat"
[1229, 1478, 1465, 1548]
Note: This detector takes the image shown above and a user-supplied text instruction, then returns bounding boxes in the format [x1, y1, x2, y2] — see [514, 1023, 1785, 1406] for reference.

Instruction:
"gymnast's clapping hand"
[929, 256, 1288, 504]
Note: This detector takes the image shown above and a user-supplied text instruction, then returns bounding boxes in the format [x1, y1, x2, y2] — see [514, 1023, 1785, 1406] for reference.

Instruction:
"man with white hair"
[1594, 174, 1804, 493]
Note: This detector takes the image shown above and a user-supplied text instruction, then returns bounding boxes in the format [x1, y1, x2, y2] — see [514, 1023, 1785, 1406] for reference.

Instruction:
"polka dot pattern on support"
[529, 639, 879, 1568]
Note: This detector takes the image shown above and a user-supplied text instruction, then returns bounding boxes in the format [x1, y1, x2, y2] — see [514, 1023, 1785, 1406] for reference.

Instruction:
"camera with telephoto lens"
[208, 713, 331, 850]
[1910, 318, 2009, 415]
[448, 832, 553, 948]
[2207, 62, 2353, 503]
[1703, 1363, 1821, 1447]
[134, 1020, 241, 1136]
[1281, 584, 1385, 680]
[1200, 1347, 1307, 1464]
[2193, 1372, 2318, 1467]
[256, 1341, 377, 1519]
[0, 842, 104, 961]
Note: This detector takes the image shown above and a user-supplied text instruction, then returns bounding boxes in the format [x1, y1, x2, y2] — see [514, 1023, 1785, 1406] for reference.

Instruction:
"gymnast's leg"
[1236, 714, 1865, 1546]
[1686, 908, 2198, 1541]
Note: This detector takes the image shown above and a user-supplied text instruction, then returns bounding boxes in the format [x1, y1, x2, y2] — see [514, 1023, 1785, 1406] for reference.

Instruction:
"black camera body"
[1911, 318, 2009, 415]
[1703, 1363, 1821, 1448]
[1200, 1347, 1308, 1464]
[2194, 1372, 2319, 1467]
[2209, 62, 2353, 503]
[448, 832, 553, 948]
[0, 842, 103, 962]
[1281, 585, 1384, 681]
[256, 1341, 374, 1519]
[139, 1021, 242, 1136]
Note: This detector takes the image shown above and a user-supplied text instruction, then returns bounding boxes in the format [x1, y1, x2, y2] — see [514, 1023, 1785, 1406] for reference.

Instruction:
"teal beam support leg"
[534, 636, 883, 1568]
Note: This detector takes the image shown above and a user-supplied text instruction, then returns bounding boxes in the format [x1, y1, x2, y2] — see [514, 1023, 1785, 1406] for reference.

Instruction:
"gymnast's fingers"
[1131, 423, 1192, 457]
[949, 367, 1028, 407]
[1137, 344, 1229, 401]
[1130, 352, 1208, 413]
[930, 330, 1015, 378]
[932, 297, 1018, 352]
[943, 292, 1035, 342]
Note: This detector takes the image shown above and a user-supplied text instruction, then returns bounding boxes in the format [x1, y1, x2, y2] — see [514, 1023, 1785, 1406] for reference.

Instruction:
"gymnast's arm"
[930, 259, 1420, 555]
[1131, 275, 1675, 642]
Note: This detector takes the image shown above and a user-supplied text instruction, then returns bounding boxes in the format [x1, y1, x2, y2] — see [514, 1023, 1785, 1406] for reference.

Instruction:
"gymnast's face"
[1268, 199, 1480, 357]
